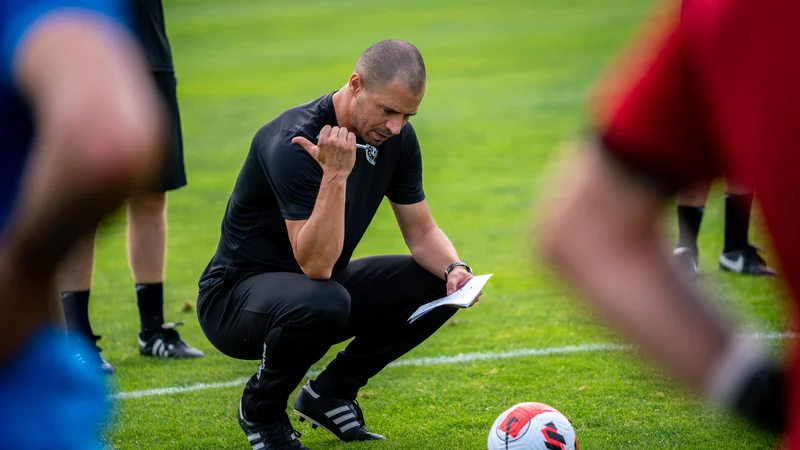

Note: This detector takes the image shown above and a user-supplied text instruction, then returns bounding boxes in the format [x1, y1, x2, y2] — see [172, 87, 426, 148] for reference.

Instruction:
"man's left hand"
[446, 266, 482, 305]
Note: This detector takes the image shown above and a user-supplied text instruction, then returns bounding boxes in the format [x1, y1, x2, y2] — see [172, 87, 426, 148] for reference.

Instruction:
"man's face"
[350, 76, 424, 147]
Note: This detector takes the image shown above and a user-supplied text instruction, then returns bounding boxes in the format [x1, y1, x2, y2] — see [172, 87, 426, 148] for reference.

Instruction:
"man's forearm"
[4, 15, 163, 280]
[294, 174, 348, 279]
[3, 147, 134, 280]
[408, 226, 461, 280]
[542, 149, 733, 394]
[547, 221, 733, 391]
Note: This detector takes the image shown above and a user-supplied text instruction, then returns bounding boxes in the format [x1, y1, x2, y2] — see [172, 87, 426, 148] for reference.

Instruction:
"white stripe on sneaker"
[247, 433, 260, 442]
[339, 422, 359, 433]
[252, 443, 265, 450]
[325, 406, 350, 417]
[332, 413, 356, 425]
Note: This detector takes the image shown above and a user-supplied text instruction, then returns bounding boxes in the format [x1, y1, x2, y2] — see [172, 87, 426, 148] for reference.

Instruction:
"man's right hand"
[292, 125, 357, 178]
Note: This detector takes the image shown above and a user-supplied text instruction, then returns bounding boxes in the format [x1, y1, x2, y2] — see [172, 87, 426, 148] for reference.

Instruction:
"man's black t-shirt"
[133, 0, 173, 72]
[200, 92, 425, 284]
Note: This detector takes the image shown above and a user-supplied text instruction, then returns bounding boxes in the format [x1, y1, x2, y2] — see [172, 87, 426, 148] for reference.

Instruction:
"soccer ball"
[487, 402, 577, 450]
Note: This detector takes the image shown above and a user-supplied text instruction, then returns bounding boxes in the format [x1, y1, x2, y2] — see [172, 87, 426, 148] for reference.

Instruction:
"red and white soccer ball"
[487, 402, 577, 450]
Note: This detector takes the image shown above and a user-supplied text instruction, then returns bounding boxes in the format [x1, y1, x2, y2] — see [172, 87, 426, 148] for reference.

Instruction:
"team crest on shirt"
[365, 145, 378, 165]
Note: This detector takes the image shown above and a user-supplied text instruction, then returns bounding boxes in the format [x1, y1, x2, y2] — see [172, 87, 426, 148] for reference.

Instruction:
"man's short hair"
[354, 39, 426, 95]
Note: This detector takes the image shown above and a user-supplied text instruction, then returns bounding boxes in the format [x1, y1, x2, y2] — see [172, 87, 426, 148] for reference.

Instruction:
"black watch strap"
[445, 262, 472, 280]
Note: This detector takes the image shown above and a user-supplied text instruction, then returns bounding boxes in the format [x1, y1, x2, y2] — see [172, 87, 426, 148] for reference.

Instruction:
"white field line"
[112, 331, 795, 400]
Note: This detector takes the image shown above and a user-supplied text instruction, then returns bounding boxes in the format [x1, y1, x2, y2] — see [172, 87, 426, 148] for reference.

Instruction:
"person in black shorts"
[197, 39, 478, 449]
[58, 0, 203, 374]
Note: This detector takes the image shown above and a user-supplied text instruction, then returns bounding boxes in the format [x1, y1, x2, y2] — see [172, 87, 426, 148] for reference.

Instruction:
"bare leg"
[127, 190, 167, 339]
[59, 233, 95, 292]
[127, 190, 203, 357]
[724, 180, 750, 196]
[127, 191, 166, 285]
[677, 181, 712, 207]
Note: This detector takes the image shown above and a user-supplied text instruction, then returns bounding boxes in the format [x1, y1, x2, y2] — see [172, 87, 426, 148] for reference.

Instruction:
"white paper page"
[408, 274, 493, 323]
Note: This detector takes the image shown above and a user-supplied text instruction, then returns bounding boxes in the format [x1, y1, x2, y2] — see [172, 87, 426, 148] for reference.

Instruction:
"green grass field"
[91, 0, 788, 448]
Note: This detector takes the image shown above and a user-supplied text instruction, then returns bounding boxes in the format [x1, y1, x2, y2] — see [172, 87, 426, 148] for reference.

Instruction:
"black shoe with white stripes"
[293, 381, 386, 442]
[238, 401, 308, 450]
[138, 321, 204, 358]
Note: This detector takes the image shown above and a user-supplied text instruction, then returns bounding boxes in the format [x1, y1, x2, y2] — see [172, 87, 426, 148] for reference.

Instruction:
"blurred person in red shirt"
[542, 0, 797, 443]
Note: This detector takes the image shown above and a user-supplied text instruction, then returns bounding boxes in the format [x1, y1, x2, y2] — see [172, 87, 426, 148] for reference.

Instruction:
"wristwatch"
[445, 262, 472, 280]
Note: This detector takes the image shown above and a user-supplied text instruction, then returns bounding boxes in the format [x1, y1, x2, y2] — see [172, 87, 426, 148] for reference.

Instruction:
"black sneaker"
[138, 322, 204, 358]
[719, 245, 777, 276]
[293, 381, 386, 442]
[673, 247, 699, 281]
[74, 335, 114, 375]
[238, 400, 308, 450]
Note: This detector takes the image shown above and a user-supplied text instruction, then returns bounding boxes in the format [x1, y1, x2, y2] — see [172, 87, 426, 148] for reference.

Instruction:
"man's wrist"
[706, 334, 766, 407]
[445, 261, 472, 280]
[705, 333, 784, 432]
[321, 171, 349, 185]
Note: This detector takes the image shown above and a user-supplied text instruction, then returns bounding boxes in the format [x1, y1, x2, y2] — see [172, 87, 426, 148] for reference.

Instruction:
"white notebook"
[408, 274, 493, 324]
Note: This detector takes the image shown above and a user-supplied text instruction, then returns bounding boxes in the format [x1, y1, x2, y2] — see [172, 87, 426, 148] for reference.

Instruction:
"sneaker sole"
[138, 349, 205, 358]
[719, 265, 776, 276]
[292, 410, 343, 442]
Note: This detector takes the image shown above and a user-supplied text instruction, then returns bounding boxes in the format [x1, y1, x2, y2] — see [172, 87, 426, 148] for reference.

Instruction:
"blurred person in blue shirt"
[0, 0, 165, 447]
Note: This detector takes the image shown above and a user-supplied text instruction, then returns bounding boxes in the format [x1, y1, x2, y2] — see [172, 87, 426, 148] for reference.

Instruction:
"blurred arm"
[0, 12, 164, 359]
[540, 140, 733, 393]
[5, 13, 164, 278]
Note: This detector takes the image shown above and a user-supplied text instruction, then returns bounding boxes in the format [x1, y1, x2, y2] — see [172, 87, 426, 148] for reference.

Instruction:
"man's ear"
[349, 73, 364, 95]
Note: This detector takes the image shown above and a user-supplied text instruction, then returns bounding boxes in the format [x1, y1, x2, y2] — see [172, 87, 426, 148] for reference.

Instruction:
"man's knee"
[259, 282, 351, 367]
[296, 281, 351, 334]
